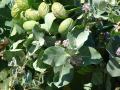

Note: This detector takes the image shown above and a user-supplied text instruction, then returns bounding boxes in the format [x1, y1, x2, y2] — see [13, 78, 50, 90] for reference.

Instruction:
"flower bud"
[11, 4, 21, 18]
[62, 39, 69, 47]
[52, 2, 68, 19]
[38, 2, 49, 18]
[15, 0, 29, 10]
[25, 9, 41, 21]
[23, 20, 39, 31]
[55, 40, 61, 46]
[58, 18, 74, 34]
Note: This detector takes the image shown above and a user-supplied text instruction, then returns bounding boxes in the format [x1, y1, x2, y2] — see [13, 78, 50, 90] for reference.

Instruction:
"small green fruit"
[15, 0, 29, 10]
[38, 2, 49, 18]
[23, 20, 39, 31]
[52, 2, 68, 19]
[58, 18, 74, 34]
[25, 9, 40, 21]
[11, 4, 21, 18]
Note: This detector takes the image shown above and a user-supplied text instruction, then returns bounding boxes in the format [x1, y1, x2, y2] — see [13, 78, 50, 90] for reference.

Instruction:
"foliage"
[0, 0, 120, 90]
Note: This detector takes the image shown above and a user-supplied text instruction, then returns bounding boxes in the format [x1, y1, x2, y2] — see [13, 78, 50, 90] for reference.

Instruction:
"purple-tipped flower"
[55, 40, 61, 46]
[116, 47, 120, 56]
[62, 39, 69, 47]
[82, 3, 90, 13]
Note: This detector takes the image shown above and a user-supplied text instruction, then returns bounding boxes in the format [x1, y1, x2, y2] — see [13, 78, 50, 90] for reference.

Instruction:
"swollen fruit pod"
[58, 18, 74, 34]
[52, 2, 68, 19]
[38, 2, 49, 18]
[15, 0, 29, 10]
[23, 20, 39, 31]
[25, 9, 40, 21]
[11, 4, 21, 18]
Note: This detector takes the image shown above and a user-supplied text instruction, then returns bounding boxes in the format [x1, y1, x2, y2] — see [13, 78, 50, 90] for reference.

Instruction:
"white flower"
[116, 47, 120, 56]
[82, 3, 90, 13]
[55, 40, 61, 46]
[62, 39, 69, 47]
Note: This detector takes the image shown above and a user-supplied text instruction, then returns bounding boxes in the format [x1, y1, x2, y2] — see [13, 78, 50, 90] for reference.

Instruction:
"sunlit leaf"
[43, 46, 70, 67]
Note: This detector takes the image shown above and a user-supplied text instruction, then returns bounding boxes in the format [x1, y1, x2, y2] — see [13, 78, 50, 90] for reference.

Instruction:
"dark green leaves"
[79, 46, 102, 65]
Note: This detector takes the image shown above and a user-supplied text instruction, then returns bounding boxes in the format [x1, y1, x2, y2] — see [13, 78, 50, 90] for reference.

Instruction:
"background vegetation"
[0, 0, 120, 90]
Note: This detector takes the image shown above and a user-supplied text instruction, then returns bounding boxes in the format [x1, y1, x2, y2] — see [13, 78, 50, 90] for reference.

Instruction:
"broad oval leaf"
[43, 46, 70, 67]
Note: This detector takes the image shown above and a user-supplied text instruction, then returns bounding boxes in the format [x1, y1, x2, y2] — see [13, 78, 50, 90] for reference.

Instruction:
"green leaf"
[43, 46, 70, 67]
[92, 0, 107, 11]
[5, 20, 14, 27]
[33, 59, 47, 73]
[109, 13, 120, 23]
[51, 63, 73, 88]
[77, 65, 95, 75]
[32, 25, 44, 41]
[67, 32, 76, 49]
[11, 24, 25, 36]
[107, 57, 120, 77]
[12, 39, 24, 49]
[0, 0, 10, 8]
[4, 49, 25, 66]
[67, 26, 90, 50]
[79, 46, 102, 65]
[23, 34, 33, 47]
[22, 70, 32, 85]
[0, 69, 8, 81]
[28, 25, 45, 55]
[41, 13, 56, 32]
[0, 78, 10, 90]
[105, 0, 117, 5]
[107, 36, 120, 57]
[91, 71, 103, 85]
[76, 30, 90, 49]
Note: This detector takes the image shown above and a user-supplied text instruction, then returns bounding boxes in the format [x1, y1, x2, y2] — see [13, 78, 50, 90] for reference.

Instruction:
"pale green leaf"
[43, 46, 70, 67]
[41, 13, 56, 32]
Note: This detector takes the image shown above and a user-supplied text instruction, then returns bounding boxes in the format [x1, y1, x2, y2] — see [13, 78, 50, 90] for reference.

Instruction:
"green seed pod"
[23, 20, 39, 31]
[15, 0, 29, 10]
[11, 4, 21, 18]
[25, 9, 41, 21]
[38, 2, 49, 18]
[58, 18, 74, 34]
[52, 2, 68, 19]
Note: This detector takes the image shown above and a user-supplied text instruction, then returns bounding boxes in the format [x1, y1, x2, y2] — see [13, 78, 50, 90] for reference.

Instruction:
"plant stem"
[68, 7, 81, 14]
